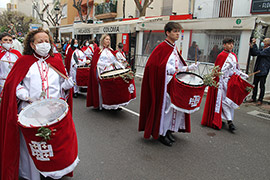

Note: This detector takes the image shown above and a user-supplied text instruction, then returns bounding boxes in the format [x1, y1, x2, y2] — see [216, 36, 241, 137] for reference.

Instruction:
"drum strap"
[73, 53, 79, 64]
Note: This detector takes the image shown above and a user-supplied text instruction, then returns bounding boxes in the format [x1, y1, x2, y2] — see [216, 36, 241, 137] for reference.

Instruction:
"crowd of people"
[0, 21, 269, 179]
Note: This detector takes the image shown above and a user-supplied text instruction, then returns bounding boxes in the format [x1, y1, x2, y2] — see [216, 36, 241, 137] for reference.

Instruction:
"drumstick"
[195, 45, 197, 64]
[48, 63, 68, 80]
[248, 70, 260, 77]
[0, 59, 15, 64]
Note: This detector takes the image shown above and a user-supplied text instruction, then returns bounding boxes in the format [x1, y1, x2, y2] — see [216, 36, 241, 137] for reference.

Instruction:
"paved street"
[67, 78, 270, 180]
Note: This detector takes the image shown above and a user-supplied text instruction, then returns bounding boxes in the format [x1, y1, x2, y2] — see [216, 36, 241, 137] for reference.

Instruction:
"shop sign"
[251, 0, 270, 13]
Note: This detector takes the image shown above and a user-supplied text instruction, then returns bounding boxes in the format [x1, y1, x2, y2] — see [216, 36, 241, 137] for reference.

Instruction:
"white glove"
[16, 84, 30, 101]
[61, 77, 75, 90]
[240, 73, 249, 79]
[188, 62, 200, 71]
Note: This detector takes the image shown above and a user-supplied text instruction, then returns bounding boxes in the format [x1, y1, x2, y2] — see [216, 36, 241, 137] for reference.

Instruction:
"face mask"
[261, 42, 265, 48]
[2, 43, 12, 50]
[85, 43, 89, 46]
[35, 42, 51, 57]
[74, 44, 78, 48]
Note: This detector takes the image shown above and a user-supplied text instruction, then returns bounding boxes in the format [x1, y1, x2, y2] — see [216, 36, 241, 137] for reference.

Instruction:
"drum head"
[18, 99, 68, 127]
[176, 72, 204, 86]
[100, 69, 130, 78]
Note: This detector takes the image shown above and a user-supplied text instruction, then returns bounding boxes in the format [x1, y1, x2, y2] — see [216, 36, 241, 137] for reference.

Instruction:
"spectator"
[249, 38, 270, 105]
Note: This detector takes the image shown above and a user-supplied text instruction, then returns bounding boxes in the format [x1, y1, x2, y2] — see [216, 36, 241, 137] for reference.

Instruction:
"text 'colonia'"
[103, 26, 120, 33]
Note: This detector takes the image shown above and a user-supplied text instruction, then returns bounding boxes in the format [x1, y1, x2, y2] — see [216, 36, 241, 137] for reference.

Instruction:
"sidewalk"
[244, 95, 270, 114]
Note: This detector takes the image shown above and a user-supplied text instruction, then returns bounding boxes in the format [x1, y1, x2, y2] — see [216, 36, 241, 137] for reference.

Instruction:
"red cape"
[64, 48, 75, 75]
[81, 46, 94, 53]
[86, 47, 116, 108]
[0, 48, 22, 59]
[201, 50, 238, 129]
[0, 54, 72, 179]
[138, 40, 191, 140]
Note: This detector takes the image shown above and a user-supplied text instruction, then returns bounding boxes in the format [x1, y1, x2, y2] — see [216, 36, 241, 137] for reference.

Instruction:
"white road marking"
[121, 107, 140, 117]
[247, 110, 270, 121]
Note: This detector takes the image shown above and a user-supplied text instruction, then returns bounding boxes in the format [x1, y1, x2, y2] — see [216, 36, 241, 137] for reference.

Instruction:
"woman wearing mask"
[65, 39, 89, 98]
[81, 39, 94, 61]
[0, 32, 22, 94]
[0, 28, 77, 179]
[87, 34, 131, 110]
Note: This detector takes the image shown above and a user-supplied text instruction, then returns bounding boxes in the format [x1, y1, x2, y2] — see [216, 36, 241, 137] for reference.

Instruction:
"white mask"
[85, 43, 90, 46]
[35, 42, 51, 57]
[2, 43, 12, 50]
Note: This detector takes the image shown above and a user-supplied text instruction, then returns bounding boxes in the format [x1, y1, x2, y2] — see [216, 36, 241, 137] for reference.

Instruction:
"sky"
[0, 0, 10, 9]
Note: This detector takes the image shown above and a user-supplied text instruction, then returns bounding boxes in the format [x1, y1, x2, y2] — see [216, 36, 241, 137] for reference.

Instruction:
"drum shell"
[167, 72, 206, 113]
[99, 76, 136, 105]
[76, 67, 90, 86]
[226, 74, 254, 109]
[18, 109, 78, 173]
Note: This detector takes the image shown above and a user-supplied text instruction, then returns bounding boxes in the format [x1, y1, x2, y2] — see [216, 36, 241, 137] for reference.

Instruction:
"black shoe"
[166, 131, 175, 142]
[228, 122, 236, 132]
[159, 135, 173, 146]
[73, 93, 78, 98]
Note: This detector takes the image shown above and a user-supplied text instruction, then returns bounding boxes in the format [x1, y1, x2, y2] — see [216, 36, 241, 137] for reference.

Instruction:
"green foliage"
[0, 11, 39, 37]
[203, 65, 223, 88]
[35, 127, 52, 141]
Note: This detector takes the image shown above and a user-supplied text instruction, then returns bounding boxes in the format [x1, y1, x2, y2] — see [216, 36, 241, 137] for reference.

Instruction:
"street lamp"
[54, 4, 60, 42]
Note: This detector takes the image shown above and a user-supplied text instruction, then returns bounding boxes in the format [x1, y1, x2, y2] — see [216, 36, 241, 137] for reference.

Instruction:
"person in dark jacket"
[249, 38, 270, 105]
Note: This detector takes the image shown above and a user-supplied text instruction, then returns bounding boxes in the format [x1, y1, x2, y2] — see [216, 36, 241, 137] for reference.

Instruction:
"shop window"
[190, 31, 240, 63]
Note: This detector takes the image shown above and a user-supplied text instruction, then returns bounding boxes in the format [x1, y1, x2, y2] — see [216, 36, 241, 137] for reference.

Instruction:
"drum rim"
[18, 98, 69, 128]
[175, 71, 204, 87]
[100, 68, 130, 78]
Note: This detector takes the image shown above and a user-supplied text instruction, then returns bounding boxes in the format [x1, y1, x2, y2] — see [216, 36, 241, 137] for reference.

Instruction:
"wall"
[17, 0, 32, 17]
[194, 0, 215, 18]
[60, 0, 78, 25]
[232, 0, 251, 17]
[172, 0, 191, 15]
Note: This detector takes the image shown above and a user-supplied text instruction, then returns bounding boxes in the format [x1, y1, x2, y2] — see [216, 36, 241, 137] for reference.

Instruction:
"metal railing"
[134, 54, 215, 78]
[95, 1, 117, 16]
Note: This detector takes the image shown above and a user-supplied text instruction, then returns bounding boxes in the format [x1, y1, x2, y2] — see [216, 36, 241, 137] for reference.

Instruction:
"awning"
[73, 16, 170, 35]
[136, 17, 257, 31]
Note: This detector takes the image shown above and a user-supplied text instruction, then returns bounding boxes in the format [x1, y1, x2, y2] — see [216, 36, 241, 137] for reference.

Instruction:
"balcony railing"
[95, 1, 117, 19]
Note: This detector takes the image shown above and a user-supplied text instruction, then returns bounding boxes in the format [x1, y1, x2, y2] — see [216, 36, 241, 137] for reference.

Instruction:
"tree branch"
[134, 0, 143, 12]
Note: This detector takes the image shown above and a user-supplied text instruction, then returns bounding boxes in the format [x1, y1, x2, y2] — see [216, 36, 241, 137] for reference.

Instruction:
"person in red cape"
[0, 28, 77, 180]
[115, 42, 129, 68]
[138, 22, 199, 147]
[81, 39, 94, 61]
[0, 32, 22, 94]
[65, 38, 89, 98]
[201, 38, 249, 132]
[86, 34, 131, 110]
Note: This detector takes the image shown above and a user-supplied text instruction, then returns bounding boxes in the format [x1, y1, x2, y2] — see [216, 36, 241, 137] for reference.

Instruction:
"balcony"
[94, 1, 117, 20]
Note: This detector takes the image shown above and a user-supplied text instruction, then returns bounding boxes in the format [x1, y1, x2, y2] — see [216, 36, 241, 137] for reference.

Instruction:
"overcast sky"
[0, 0, 10, 9]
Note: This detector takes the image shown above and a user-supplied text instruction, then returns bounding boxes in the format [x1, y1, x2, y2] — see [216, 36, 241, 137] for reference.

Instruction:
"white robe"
[0, 50, 19, 93]
[97, 48, 125, 74]
[83, 46, 94, 59]
[96, 48, 125, 109]
[215, 52, 246, 121]
[16, 56, 71, 180]
[70, 49, 87, 92]
[116, 51, 128, 68]
[159, 43, 189, 136]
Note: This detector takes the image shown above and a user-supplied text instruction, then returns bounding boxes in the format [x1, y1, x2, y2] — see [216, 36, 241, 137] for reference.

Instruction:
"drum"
[76, 66, 90, 86]
[99, 69, 136, 108]
[167, 72, 206, 113]
[18, 99, 79, 178]
[225, 74, 254, 109]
